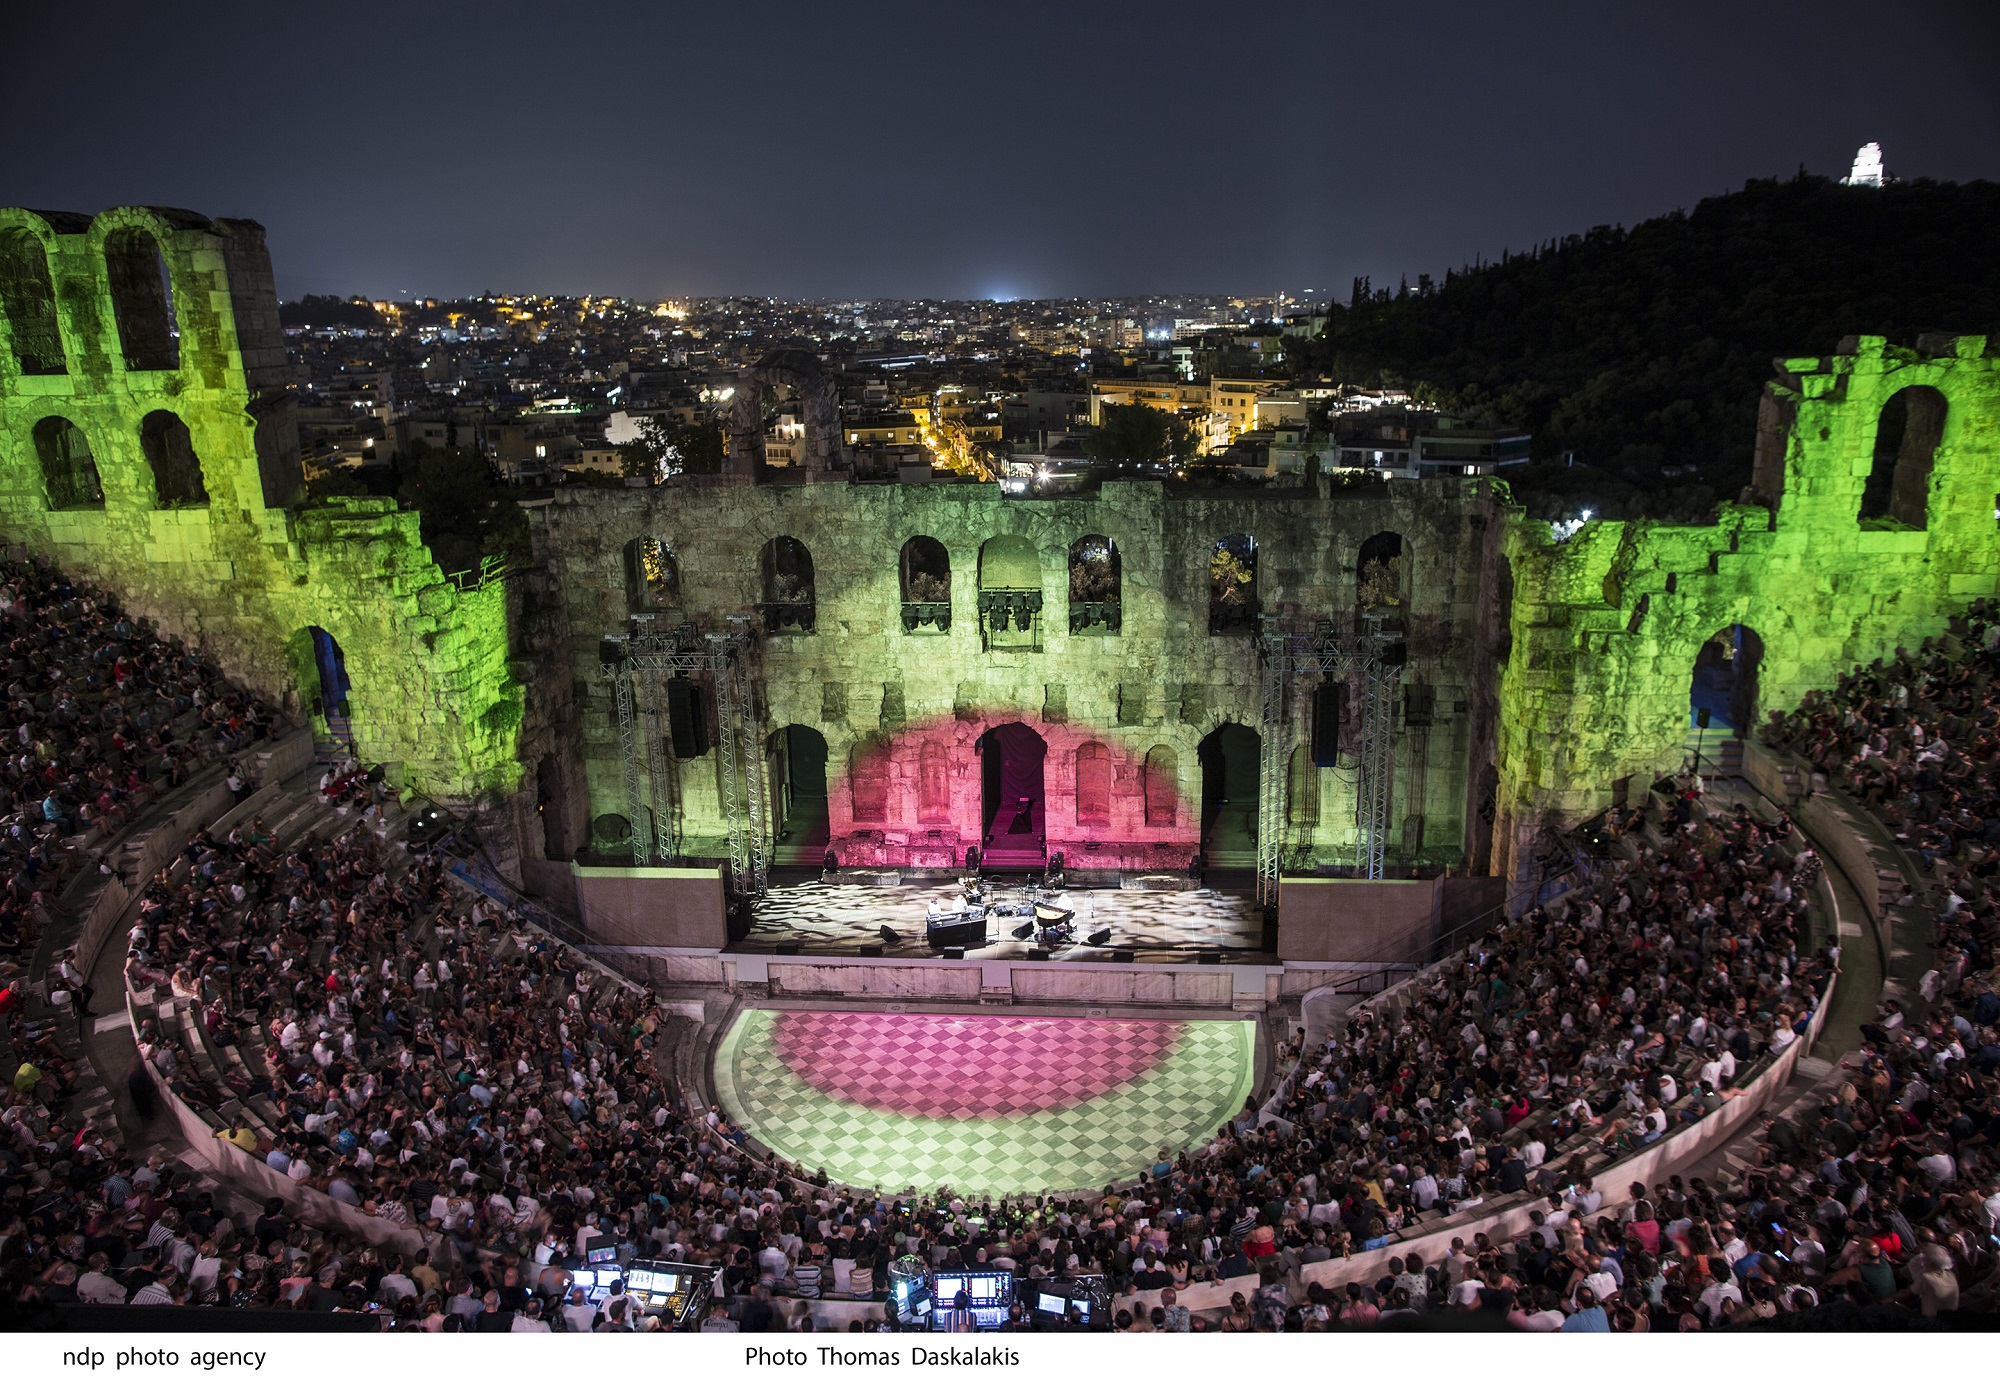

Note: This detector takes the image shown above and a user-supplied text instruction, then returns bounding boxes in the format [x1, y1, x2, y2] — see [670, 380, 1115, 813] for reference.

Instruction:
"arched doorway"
[1198, 723, 1260, 865]
[1690, 625, 1763, 737]
[772, 724, 829, 863]
[536, 754, 571, 861]
[977, 722, 1047, 868]
[308, 626, 352, 747]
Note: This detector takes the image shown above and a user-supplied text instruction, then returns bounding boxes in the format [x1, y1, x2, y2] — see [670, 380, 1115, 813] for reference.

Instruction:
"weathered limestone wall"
[0, 207, 522, 799]
[539, 476, 1503, 872]
[1494, 335, 2000, 887]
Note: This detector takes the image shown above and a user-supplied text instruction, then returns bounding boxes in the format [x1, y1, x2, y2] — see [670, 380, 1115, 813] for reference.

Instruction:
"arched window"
[139, 411, 207, 507]
[105, 228, 179, 371]
[1357, 531, 1407, 626]
[0, 230, 65, 375]
[1068, 535, 1121, 634]
[1208, 534, 1257, 633]
[1860, 386, 1946, 530]
[978, 533, 1043, 646]
[899, 536, 951, 632]
[849, 734, 890, 823]
[760, 536, 815, 632]
[32, 417, 103, 510]
[918, 741, 950, 823]
[1143, 745, 1179, 827]
[624, 537, 680, 612]
[1075, 741, 1112, 825]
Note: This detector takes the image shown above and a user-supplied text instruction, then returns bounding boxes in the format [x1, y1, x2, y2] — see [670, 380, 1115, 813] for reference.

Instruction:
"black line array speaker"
[667, 676, 708, 759]
[1312, 682, 1346, 766]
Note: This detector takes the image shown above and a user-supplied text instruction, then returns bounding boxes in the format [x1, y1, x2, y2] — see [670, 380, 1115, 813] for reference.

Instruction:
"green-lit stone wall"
[1493, 334, 2000, 885]
[537, 476, 1507, 873]
[0, 207, 521, 799]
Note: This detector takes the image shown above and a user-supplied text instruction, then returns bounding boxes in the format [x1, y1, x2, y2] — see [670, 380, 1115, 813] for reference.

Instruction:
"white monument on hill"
[1842, 142, 1885, 187]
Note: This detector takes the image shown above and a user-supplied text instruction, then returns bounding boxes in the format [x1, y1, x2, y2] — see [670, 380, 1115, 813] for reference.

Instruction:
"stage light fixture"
[1086, 928, 1112, 947]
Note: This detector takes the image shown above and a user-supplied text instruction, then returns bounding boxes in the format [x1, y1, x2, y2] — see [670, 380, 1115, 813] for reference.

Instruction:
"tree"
[1085, 402, 1200, 465]
[620, 415, 725, 482]
[393, 440, 529, 577]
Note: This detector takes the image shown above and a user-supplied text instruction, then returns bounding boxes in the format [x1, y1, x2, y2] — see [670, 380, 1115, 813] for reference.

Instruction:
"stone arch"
[1143, 744, 1180, 827]
[31, 416, 103, 510]
[1860, 385, 1946, 530]
[1208, 533, 1257, 633]
[0, 228, 65, 375]
[624, 536, 680, 612]
[104, 226, 180, 371]
[978, 532, 1041, 589]
[978, 533, 1043, 642]
[1690, 624, 1764, 739]
[728, 348, 844, 476]
[1357, 531, 1407, 626]
[1075, 740, 1112, 826]
[760, 536, 815, 632]
[138, 410, 208, 507]
[1068, 534, 1121, 634]
[899, 535, 951, 632]
[849, 732, 891, 823]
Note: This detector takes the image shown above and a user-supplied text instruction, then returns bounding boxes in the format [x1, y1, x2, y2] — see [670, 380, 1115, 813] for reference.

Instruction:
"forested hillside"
[1290, 174, 2000, 519]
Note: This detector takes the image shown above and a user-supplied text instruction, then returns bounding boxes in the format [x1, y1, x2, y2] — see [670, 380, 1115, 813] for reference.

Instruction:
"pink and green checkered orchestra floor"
[713, 1009, 1256, 1196]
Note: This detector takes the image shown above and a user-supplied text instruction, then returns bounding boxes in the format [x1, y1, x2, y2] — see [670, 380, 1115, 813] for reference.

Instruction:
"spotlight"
[879, 925, 902, 947]
[1086, 928, 1112, 948]
[1011, 921, 1035, 941]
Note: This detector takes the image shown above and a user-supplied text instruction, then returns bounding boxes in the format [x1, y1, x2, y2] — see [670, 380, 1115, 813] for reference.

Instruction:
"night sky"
[2, 0, 1995, 301]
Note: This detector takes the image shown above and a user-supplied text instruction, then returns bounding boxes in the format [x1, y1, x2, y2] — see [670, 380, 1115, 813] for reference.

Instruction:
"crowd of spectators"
[0, 558, 271, 973]
[5, 553, 1997, 1330]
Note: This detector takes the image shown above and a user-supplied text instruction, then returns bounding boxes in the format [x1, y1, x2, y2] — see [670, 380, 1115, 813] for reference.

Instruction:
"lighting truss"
[1255, 614, 1406, 898]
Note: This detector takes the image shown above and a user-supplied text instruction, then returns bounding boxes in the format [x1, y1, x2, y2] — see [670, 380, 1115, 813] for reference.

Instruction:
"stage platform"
[737, 877, 1268, 963]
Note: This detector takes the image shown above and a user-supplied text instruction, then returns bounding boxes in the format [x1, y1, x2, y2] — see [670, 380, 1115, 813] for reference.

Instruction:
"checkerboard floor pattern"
[772, 1010, 1181, 1117]
[713, 1008, 1255, 1197]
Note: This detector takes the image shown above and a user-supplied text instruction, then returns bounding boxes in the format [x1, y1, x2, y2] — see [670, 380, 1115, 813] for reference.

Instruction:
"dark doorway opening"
[536, 753, 570, 861]
[1198, 723, 1260, 865]
[978, 722, 1047, 867]
[309, 627, 351, 738]
[772, 724, 829, 865]
[1690, 625, 1763, 736]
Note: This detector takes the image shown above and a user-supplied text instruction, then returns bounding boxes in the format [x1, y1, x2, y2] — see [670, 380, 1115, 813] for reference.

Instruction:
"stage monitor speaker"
[1312, 682, 1345, 766]
[1011, 921, 1035, 941]
[1198, 952, 1222, 965]
[667, 676, 709, 759]
[1027, 948, 1050, 962]
[775, 942, 801, 956]
[1086, 928, 1113, 948]
[879, 925, 903, 947]
[858, 944, 884, 957]
[1113, 949, 1135, 963]
[941, 947, 965, 960]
